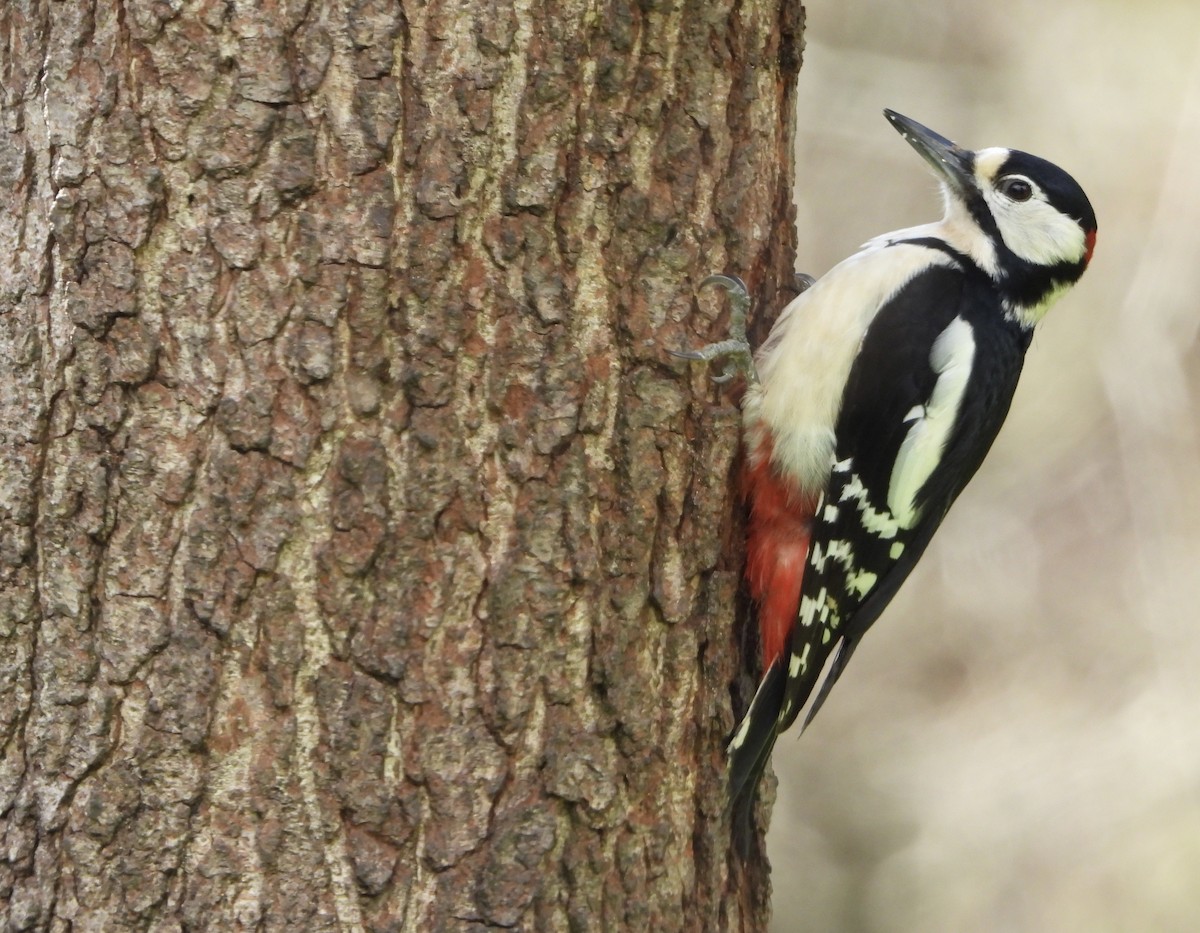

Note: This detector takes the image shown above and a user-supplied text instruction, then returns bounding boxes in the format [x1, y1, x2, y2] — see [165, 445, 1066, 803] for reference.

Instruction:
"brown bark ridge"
[0, 0, 802, 929]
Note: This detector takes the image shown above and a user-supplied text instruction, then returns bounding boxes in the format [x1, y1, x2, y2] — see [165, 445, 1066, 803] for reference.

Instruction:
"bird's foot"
[669, 273, 758, 385]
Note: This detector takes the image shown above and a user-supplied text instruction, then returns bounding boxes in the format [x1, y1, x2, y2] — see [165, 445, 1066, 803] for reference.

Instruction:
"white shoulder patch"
[886, 316, 976, 527]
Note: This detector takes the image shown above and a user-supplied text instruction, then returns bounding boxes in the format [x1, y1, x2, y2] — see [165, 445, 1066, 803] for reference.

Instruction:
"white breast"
[743, 241, 957, 492]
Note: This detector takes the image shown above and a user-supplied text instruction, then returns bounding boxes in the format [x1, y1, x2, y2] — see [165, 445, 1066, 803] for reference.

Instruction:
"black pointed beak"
[884, 109, 975, 196]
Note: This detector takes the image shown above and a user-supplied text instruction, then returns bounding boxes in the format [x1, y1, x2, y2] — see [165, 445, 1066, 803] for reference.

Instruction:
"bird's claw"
[670, 273, 758, 385]
[667, 341, 746, 383]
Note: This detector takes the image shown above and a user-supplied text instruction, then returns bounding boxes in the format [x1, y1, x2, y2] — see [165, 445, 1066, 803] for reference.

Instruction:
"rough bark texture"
[0, 1, 801, 930]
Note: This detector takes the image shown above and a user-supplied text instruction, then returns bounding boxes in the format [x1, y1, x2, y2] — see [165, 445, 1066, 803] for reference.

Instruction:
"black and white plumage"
[679, 111, 1097, 815]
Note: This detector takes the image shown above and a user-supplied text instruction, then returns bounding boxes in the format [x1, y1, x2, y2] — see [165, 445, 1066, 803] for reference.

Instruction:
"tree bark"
[0, 0, 802, 929]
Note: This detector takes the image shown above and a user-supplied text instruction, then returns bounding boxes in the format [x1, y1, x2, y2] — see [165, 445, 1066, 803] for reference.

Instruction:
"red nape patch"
[1084, 229, 1097, 266]
[741, 438, 819, 672]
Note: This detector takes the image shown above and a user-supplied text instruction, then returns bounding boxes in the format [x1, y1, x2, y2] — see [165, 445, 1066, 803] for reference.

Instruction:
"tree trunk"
[0, 0, 802, 929]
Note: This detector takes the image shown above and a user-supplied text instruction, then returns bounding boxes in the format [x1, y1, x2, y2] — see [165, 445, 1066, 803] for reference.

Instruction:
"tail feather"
[800, 636, 861, 731]
[727, 655, 788, 811]
[728, 633, 859, 834]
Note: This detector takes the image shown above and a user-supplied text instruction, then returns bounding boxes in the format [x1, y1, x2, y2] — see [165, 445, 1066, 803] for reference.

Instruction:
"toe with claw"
[670, 273, 759, 385]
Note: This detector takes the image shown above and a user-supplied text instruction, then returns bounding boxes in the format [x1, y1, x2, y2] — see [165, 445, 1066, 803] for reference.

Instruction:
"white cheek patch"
[975, 149, 1087, 268]
[887, 316, 976, 526]
[988, 193, 1087, 266]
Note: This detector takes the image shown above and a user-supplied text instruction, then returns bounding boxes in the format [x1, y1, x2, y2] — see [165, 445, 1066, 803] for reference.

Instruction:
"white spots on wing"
[839, 472, 902, 539]
[799, 588, 834, 629]
[810, 539, 854, 574]
[846, 569, 878, 598]
[780, 644, 814, 723]
[829, 539, 853, 566]
[794, 461, 905, 671]
[890, 541, 905, 559]
[903, 405, 924, 423]
[799, 466, 900, 633]
[789, 643, 811, 679]
[888, 316, 976, 527]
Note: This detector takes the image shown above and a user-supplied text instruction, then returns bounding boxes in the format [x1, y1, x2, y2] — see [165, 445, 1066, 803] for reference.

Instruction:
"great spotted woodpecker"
[675, 110, 1097, 811]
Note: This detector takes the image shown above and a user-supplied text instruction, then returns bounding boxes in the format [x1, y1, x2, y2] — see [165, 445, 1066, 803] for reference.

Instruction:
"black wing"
[780, 263, 1028, 728]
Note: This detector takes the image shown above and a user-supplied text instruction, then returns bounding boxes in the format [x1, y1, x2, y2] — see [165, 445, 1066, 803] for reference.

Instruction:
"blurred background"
[770, 1, 1200, 929]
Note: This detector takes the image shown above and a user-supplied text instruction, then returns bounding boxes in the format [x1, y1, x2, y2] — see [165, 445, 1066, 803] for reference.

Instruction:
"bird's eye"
[998, 176, 1034, 202]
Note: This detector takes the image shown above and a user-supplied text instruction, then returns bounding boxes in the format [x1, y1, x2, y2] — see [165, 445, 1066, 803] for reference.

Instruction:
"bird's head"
[884, 109, 1097, 326]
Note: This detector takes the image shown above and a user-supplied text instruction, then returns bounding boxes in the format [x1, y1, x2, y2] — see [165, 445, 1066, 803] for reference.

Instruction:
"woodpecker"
[675, 110, 1097, 813]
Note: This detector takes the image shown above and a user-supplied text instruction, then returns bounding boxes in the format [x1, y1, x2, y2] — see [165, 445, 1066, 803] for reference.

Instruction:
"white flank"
[888, 316, 976, 526]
